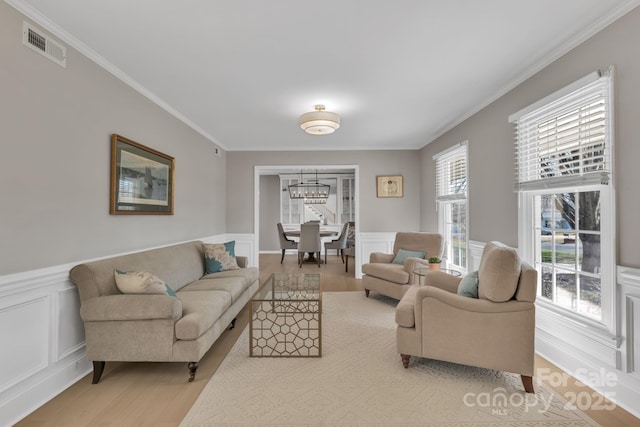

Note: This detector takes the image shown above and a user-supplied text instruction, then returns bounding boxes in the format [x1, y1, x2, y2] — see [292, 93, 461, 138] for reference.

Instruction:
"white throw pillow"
[114, 270, 176, 296]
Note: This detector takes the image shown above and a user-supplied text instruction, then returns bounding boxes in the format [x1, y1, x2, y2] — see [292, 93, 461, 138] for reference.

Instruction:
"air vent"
[22, 21, 67, 68]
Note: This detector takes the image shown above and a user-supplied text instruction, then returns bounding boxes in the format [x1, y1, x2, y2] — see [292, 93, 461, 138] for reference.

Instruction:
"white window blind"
[435, 142, 467, 201]
[511, 69, 612, 191]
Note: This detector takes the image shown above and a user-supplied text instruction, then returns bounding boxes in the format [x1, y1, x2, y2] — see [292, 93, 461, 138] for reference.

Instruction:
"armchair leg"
[521, 375, 534, 393]
[365, 289, 370, 297]
[401, 354, 411, 368]
[91, 361, 105, 384]
[188, 362, 199, 382]
[317, 252, 321, 267]
[280, 250, 285, 264]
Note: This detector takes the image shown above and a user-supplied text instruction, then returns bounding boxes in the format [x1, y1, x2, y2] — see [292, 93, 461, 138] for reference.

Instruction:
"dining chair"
[277, 223, 297, 264]
[324, 222, 350, 264]
[298, 222, 321, 267]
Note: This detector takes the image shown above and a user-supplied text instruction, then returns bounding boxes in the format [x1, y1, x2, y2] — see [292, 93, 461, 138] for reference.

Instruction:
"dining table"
[284, 229, 338, 263]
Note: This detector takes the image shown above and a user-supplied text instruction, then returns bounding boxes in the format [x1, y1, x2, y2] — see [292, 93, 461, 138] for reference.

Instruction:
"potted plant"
[428, 256, 441, 271]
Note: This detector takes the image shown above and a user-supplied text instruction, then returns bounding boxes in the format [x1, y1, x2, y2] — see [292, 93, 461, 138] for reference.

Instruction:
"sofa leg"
[92, 361, 105, 384]
[521, 375, 534, 393]
[188, 362, 199, 382]
[401, 354, 410, 369]
[229, 317, 236, 330]
[365, 289, 370, 297]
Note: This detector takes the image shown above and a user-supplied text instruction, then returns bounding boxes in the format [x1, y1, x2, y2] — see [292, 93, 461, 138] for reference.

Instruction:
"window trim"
[434, 141, 468, 272]
[513, 68, 616, 332]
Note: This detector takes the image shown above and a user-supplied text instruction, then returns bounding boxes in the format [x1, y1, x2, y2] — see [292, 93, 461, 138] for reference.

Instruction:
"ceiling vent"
[22, 21, 67, 68]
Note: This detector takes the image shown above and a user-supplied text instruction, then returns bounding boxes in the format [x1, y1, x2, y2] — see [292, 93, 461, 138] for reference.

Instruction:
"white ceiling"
[9, 0, 640, 151]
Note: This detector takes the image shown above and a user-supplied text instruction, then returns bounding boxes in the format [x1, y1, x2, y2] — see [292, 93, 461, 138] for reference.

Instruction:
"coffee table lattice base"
[250, 299, 321, 357]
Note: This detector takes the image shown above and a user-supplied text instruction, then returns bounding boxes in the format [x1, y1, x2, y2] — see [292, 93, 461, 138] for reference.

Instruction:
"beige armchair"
[362, 232, 442, 300]
[395, 241, 537, 393]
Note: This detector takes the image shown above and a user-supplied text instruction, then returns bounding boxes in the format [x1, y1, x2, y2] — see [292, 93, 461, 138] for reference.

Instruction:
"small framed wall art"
[376, 175, 403, 198]
[110, 134, 174, 214]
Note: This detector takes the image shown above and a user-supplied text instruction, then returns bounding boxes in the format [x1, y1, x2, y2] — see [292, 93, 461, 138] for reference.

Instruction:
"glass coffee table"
[249, 273, 322, 357]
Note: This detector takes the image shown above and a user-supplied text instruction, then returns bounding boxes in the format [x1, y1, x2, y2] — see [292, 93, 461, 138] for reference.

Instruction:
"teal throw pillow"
[457, 270, 479, 298]
[392, 248, 426, 264]
[203, 241, 239, 274]
[114, 270, 176, 296]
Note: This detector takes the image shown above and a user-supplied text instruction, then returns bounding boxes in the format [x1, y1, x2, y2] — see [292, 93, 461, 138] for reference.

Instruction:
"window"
[434, 142, 468, 271]
[511, 68, 614, 326]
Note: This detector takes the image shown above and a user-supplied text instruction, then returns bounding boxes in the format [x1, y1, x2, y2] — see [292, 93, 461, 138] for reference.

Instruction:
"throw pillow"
[457, 270, 479, 298]
[114, 270, 177, 296]
[392, 248, 426, 264]
[203, 241, 240, 274]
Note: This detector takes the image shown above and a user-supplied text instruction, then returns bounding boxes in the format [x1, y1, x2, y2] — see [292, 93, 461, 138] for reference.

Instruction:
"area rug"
[180, 292, 599, 427]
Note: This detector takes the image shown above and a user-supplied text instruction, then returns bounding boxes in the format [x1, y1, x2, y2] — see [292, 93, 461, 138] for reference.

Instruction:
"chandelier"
[288, 170, 330, 204]
[299, 104, 340, 135]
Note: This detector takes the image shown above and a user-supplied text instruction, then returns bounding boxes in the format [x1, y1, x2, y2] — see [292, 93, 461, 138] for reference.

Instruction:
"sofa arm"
[369, 252, 395, 263]
[80, 294, 182, 322]
[423, 271, 462, 294]
[416, 286, 534, 314]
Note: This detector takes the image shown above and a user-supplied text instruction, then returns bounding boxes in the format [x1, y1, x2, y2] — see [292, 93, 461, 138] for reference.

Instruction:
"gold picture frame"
[110, 134, 174, 215]
[376, 175, 403, 198]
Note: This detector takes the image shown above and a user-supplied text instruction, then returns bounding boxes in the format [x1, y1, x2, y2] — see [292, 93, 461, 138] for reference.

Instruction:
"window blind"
[512, 69, 612, 192]
[434, 142, 467, 201]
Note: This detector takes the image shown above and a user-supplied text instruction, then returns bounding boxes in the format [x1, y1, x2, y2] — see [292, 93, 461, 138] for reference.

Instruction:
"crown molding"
[425, 0, 640, 147]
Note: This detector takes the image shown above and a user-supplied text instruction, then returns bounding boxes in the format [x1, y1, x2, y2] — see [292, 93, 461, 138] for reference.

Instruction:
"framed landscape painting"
[110, 134, 174, 214]
[376, 175, 403, 198]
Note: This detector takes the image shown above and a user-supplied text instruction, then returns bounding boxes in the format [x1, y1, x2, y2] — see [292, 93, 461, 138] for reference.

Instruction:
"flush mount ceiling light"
[299, 104, 340, 135]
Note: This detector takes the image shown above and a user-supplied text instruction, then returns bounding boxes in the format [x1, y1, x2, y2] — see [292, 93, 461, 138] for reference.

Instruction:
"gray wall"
[420, 7, 640, 267]
[226, 151, 422, 234]
[259, 175, 281, 250]
[0, 5, 226, 275]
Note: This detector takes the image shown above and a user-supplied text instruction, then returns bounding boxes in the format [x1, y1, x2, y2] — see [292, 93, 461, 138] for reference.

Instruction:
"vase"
[429, 263, 441, 271]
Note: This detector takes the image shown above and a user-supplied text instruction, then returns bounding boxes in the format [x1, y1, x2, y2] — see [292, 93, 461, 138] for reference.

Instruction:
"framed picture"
[376, 175, 403, 198]
[110, 134, 174, 215]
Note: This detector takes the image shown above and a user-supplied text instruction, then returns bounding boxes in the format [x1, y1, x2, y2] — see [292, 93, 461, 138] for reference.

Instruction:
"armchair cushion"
[361, 263, 409, 284]
[478, 242, 521, 302]
[456, 270, 479, 298]
[392, 249, 425, 264]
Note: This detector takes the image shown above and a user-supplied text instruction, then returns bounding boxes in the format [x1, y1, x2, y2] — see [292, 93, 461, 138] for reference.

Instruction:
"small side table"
[413, 267, 462, 286]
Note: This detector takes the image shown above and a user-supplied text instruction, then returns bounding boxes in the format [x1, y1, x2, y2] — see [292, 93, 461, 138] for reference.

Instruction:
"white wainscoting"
[0, 233, 252, 427]
[356, 232, 397, 279]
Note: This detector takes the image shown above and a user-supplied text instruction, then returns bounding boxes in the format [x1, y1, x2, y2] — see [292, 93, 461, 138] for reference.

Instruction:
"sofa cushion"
[181, 276, 247, 303]
[362, 263, 409, 284]
[457, 270, 479, 298]
[201, 266, 259, 288]
[478, 242, 521, 302]
[395, 285, 418, 327]
[175, 290, 232, 340]
[114, 270, 176, 296]
[392, 249, 425, 265]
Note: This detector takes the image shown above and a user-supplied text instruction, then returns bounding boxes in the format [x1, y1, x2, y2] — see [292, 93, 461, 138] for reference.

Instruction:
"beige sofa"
[70, 240, 259, 383]
[395, 241, 537, 392]
[362, 232, 442, 300]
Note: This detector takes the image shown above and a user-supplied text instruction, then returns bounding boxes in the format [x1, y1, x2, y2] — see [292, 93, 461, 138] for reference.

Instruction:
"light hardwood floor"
[16, 253, 640, 427]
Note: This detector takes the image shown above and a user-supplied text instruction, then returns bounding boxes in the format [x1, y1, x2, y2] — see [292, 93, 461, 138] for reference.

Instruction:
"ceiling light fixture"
[288, 170, 330, 204]
[299, 104, 340, 135]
